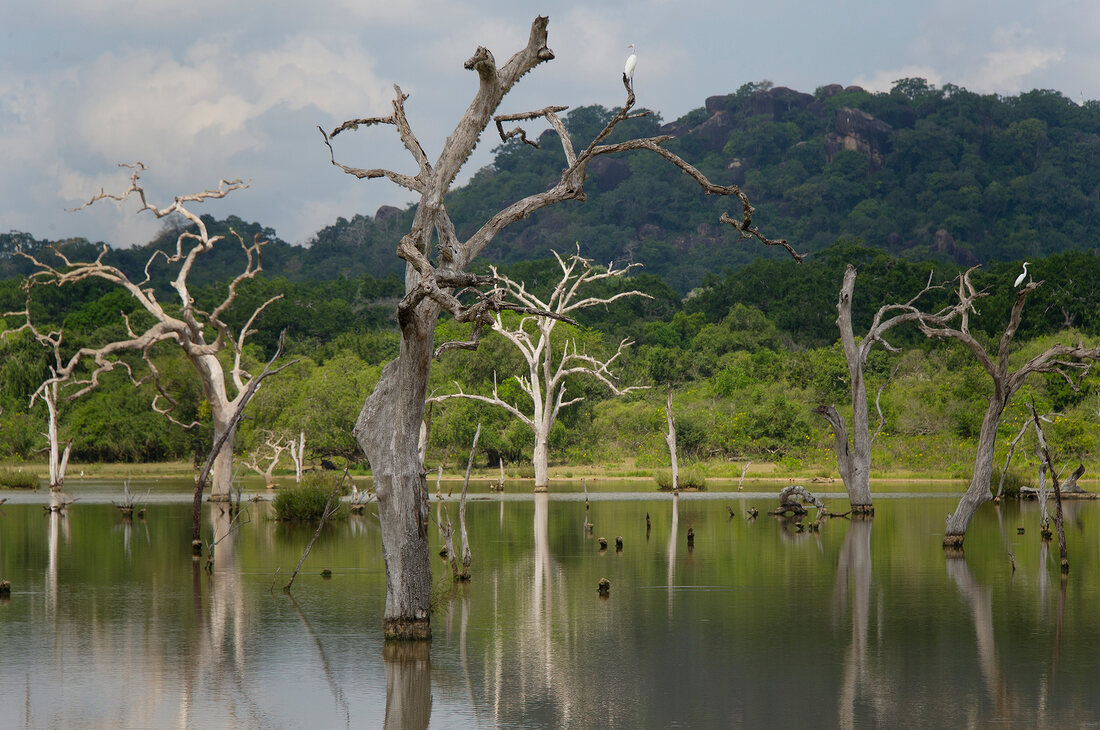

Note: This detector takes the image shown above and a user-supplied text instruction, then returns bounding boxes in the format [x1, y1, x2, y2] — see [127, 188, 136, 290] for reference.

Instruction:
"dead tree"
[1, 305, 79, 488]
[915, 268, 1100, 548]
[428, 247, 649, 490]
[322, 16, 798, 640]
[19, 164, 284, 500]
[664, 384, 679, 492]
[240, 429, 294, 489]
[1028, 399, 1069, 572]
[814, 264, 947, 514]
[288, 430, 306, 483]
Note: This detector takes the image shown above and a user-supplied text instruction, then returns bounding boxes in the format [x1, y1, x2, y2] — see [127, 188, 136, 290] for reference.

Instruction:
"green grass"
[0, 469, 38, 489]
[655, 467, 707, 491]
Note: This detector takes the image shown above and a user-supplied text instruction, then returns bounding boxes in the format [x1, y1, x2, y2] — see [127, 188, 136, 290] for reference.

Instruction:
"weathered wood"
[665, 384, 679, 493]
[1029, 399, 1069, 572]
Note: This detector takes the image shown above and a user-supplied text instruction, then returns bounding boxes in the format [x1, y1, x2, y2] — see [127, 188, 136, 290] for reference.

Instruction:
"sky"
[3, 0, 1100, 250]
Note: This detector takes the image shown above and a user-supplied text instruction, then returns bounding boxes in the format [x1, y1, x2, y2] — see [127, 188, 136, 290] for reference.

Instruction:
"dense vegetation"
[2, 240, 1097, 480]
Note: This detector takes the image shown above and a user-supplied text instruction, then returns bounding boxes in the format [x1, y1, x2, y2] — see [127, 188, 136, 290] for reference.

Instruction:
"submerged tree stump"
[597, 578, 610, 595]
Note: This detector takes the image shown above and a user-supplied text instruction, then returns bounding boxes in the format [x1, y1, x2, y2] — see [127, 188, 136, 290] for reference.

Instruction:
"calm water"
[2, 480, 1100, 728]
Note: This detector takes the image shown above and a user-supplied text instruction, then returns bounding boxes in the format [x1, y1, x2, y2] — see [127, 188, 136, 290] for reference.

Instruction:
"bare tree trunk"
[944, 397, 1003, 546]
[532, 435, 550, 492]
[665, 385, 679, 492]
[44, 382, 71, 489]
[354, 320, 435, 640]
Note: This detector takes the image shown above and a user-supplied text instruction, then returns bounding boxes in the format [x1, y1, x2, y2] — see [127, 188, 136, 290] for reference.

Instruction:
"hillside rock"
[824, 107, 893, 169]
[751, 87, 815, 119]
[375, 205, 402, 223]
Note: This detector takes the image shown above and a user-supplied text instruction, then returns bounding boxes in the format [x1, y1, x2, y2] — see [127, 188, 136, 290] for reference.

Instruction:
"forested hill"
[4, 78, 1100, 293]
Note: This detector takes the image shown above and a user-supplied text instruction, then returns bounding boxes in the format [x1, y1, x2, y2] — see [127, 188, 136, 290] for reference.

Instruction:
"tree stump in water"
[598, 537, 608, 552]
[598, 578, 611, 596]
[615, 536, 623, 552]
[0, 580, 10, 596]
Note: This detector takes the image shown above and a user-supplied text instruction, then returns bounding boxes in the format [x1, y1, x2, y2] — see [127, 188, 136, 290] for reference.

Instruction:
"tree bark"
[665, 385, 679, 492]
[354, 319, 435, 640]
[532, 435, 550, 492]
[943, 396, 1004, 545]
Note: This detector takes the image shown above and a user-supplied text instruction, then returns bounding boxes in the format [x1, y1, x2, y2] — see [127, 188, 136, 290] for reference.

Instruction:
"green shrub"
[655, 467, 707, 490]
[273, 476, 346, 521]
[509, 464, 535, 479]
[0, 469, 38, 489]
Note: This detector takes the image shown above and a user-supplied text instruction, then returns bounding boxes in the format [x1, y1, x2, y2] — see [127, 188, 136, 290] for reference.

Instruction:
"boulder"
[374, 205, 402, 223]
[824, 107, 893, 169]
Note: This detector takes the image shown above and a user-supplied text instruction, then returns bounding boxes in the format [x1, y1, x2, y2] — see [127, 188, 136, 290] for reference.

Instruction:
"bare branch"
[493, 106, 569, 148]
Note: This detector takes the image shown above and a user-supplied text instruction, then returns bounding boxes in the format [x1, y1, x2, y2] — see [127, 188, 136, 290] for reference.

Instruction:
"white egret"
[1014, 261, 1030, 287]
[624, 44, 637, 82]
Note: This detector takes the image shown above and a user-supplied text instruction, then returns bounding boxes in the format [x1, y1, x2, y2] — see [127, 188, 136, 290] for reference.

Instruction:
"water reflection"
[5, 493, 1100, 726]
[836, 517, 873, 729]
[667, 492, 678, 618]
[945, 551, 1010, 718]
[383, 641, 431, 730]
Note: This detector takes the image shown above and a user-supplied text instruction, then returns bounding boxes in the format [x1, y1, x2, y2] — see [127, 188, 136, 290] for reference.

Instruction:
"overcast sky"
[3, 0, 1099, 250]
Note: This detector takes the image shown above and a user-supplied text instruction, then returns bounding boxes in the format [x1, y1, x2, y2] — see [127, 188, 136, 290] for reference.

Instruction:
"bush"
[0, 469, 38, 489]
[655, 466, 707, 490]
[273, 474, 346, 521]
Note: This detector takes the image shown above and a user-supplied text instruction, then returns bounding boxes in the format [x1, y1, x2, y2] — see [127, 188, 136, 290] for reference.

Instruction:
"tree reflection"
[835, 517, 873, 728]
[383, 641, 432, 730]
[945, 552, 1011, 718]
[667, 492, 679, 618]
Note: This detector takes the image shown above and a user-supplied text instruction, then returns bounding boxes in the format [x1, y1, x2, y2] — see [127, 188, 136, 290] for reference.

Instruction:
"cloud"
[968, 47, 1065, 94]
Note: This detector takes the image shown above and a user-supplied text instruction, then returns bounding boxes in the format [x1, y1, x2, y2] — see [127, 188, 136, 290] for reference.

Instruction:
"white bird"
[1014, 261, 1030, 287]
[623, 44, 637, 82]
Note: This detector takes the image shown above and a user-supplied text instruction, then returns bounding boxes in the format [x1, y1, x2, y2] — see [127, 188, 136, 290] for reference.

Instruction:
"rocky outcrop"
[589, 158, 631, 192]
[824, 107, 893, 169]
[374, 205, 402, 223]
[751, 86, 815, 119]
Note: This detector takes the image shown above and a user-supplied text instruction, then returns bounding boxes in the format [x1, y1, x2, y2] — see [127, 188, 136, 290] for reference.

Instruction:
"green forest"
[2, 78, 1100, 483]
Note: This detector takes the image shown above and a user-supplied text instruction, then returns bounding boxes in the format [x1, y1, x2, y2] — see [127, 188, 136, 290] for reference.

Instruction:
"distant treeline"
[1, 241, 1097, 475]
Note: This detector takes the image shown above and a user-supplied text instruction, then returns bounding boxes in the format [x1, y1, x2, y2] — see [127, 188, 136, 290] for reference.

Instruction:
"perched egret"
[623, 44, 637, 82]
[1014, 261, 1030, 287]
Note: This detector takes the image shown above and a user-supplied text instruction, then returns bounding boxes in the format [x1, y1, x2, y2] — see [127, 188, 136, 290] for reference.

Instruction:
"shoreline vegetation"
[3, 457, 1096, 489]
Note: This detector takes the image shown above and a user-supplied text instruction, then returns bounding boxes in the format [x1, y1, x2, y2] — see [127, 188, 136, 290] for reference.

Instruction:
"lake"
[2, 478, 1099, 728]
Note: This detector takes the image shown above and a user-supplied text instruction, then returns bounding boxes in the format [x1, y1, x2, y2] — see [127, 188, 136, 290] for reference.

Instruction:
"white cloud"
[967, 47, 1065, 94]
